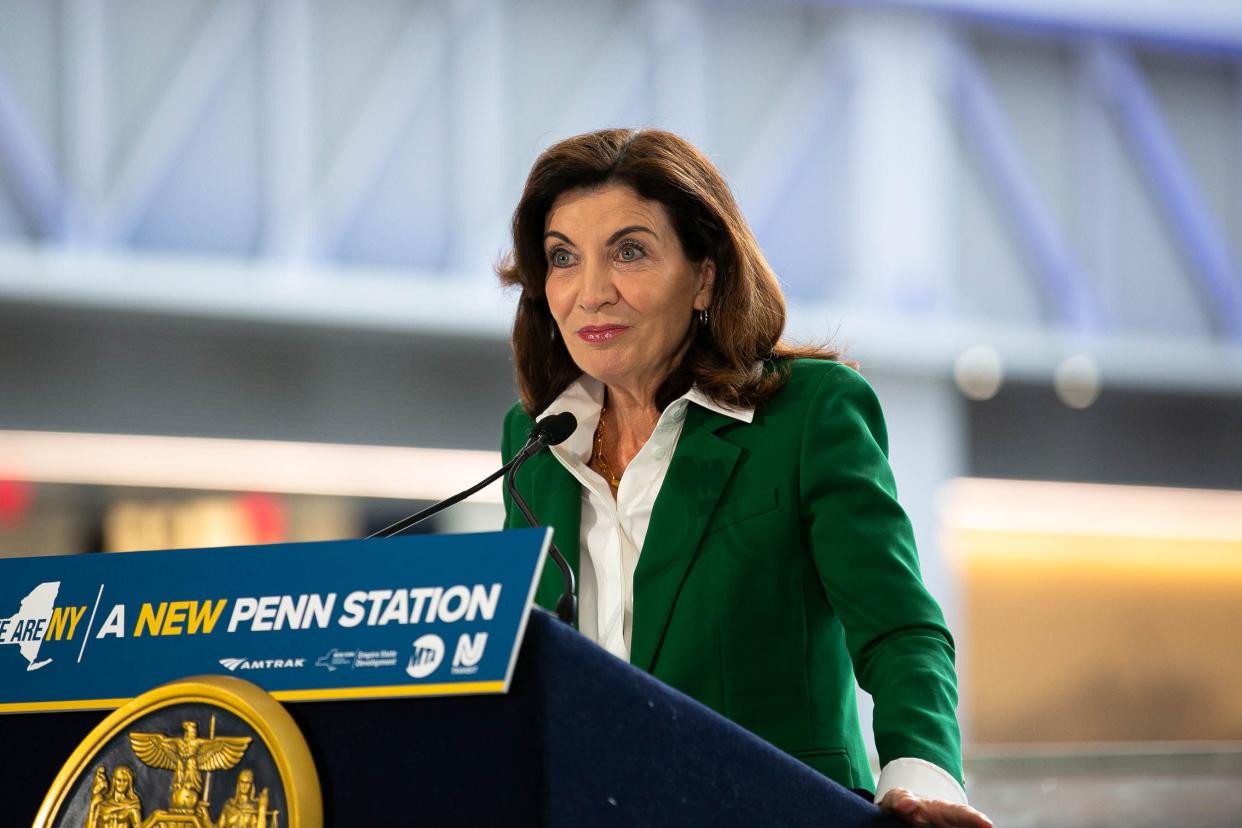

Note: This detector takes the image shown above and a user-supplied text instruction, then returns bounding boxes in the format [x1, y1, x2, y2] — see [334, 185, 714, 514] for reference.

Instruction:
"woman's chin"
[575, 360, 655, 391]
[571, 349, 633, 379]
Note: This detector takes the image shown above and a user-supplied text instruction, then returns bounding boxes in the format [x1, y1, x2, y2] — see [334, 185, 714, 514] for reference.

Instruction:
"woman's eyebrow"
[544, 225, 658, 247]
[606, 225, 657, 245]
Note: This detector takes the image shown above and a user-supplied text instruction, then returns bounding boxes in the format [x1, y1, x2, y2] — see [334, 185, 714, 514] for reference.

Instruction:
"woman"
[499, 128, 990, 828]
[217, 768, 269, 828]
[93, 765, 142, 828]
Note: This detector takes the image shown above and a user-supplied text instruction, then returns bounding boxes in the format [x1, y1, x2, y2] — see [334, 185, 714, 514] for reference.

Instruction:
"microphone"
[511, 411, 578, 464]
[504, 413, 578, 626]
[367, 412, 579, 625]
[367, 412, 577, 539]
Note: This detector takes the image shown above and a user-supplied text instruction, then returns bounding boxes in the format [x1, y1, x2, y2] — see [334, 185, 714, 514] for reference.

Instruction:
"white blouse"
[538, 374, 752, 660]
[535, 375, 968, 807]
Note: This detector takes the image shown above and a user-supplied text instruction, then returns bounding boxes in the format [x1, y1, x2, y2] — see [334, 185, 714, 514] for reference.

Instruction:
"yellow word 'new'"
[134, 600, 228, 637]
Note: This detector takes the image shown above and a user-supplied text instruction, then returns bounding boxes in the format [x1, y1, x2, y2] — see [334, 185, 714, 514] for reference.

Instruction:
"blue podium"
[4, 532, 900, 826]
[17, 609, 899, 826]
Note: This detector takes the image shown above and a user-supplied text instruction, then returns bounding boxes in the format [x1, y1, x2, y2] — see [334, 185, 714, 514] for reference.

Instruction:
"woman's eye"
[549, 249, 574, 267]
[617, 241, 645, 262]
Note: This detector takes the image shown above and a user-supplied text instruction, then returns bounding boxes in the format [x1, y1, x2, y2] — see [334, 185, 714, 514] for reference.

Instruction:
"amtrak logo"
[218, 656, 305, 672]
[405, 634, 444, 679]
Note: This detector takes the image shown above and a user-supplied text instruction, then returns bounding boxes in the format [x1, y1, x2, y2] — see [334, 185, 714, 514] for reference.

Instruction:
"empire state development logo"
[0, 581, 61, 671]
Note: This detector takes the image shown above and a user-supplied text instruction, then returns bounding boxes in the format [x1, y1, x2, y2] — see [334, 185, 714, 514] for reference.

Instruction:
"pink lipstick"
[576, 325, 630, 343]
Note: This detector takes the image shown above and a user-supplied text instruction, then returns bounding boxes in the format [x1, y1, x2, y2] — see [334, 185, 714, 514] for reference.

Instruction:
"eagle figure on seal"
[129, 721, 251, 814]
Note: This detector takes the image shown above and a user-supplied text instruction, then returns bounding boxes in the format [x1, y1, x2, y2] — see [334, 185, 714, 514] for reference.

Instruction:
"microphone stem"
[364, 428, 577, 626]
[367, 461, 514, 539]
[505, 460, 577, 626]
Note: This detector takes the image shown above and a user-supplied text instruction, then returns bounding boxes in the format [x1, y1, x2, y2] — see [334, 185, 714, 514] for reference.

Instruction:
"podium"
[15, 608, 899, 826]
[3, 532, 901, 826]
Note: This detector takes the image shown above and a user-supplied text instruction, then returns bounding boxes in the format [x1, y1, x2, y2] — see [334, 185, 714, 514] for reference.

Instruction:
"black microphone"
[504, 413, 578, 625]
[367, 412, 579, 626]
[367, 411, 578, 539]
[511, 411, 578, 464]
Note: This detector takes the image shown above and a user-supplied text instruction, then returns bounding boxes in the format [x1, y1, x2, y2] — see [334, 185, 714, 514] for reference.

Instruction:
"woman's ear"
[694, 259, 716, 309]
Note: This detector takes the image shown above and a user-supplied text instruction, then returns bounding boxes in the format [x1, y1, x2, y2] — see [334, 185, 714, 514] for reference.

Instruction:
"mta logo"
[405, 634, 445, 679]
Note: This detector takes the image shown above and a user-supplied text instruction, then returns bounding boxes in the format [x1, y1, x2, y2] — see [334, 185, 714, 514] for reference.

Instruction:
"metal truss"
[0, 0, 1239, 352]
[950, 35, 1106, 333]
[1084, 42, 1242, 339]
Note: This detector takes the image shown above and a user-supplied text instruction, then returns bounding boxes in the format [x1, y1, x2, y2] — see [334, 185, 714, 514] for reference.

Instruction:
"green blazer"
[500, 359, 962, 791]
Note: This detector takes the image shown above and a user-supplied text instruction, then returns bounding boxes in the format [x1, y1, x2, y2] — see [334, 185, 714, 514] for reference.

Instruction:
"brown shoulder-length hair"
[498, 128, 846, 417]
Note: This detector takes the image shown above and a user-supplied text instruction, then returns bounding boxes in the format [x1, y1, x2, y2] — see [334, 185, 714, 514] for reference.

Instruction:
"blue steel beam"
[276, 2, 450, 261]
[0, 70, 68, 239]
[97, 0, 256, 244]
[1088, 42, 1242, 340]
[729, 27, 852, 234]
[725, 0, 1242, 58]
[950, 40, 1105, 332]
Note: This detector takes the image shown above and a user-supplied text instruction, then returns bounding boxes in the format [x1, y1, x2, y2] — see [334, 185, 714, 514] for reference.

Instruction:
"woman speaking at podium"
[498, 129, 990, 828]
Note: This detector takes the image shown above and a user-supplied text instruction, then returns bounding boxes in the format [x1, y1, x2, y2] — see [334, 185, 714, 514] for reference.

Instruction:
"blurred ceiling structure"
[0, 0, 1238, 390]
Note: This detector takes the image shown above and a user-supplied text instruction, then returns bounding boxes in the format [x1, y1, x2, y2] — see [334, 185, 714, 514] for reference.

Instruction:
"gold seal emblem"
[34, 675, 321, 828]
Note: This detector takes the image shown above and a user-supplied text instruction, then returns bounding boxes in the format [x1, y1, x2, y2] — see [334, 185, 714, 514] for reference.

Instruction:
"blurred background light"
[0, 430, 503, 503]
[954, 343, 1005, 400]
[1053, 354, 1102, 409]
[941, 477, 1242, 745]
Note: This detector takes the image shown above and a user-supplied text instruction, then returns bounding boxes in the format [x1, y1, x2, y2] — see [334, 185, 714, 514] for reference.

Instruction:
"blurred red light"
[0, 479, 33, 527]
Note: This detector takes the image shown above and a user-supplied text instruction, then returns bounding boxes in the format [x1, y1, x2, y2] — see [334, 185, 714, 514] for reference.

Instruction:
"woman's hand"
[878, 788, 993, 827]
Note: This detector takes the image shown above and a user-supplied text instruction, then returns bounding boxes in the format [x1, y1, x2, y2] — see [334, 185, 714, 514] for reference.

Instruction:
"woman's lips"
[576, 325, 630, 343]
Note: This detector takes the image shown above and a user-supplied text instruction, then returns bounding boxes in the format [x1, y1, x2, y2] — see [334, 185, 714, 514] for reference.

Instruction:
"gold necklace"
[593, 407, 621, 489]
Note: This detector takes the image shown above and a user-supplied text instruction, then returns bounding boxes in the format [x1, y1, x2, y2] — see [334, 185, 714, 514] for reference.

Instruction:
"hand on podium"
[879, 787, 993, 827]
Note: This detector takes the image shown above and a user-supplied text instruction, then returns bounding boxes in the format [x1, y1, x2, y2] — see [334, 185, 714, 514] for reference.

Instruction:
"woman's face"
[543, 184, 713, 396]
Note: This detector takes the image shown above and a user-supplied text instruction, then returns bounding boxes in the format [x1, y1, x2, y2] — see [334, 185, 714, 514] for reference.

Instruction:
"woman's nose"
[578, 259, 619, 312]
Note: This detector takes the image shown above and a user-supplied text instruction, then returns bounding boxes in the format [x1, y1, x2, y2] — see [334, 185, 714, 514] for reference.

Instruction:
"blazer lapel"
[630, 406, 741, 672]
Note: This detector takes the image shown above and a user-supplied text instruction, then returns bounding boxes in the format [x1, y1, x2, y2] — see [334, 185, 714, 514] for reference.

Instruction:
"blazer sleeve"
[798, 363, 964, 785]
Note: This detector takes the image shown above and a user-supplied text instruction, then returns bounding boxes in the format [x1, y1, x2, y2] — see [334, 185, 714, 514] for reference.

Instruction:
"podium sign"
[0, 528, 550, 713]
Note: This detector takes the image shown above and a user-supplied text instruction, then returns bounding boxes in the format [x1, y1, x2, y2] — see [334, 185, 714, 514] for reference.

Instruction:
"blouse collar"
[536, 374, 755, 464]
